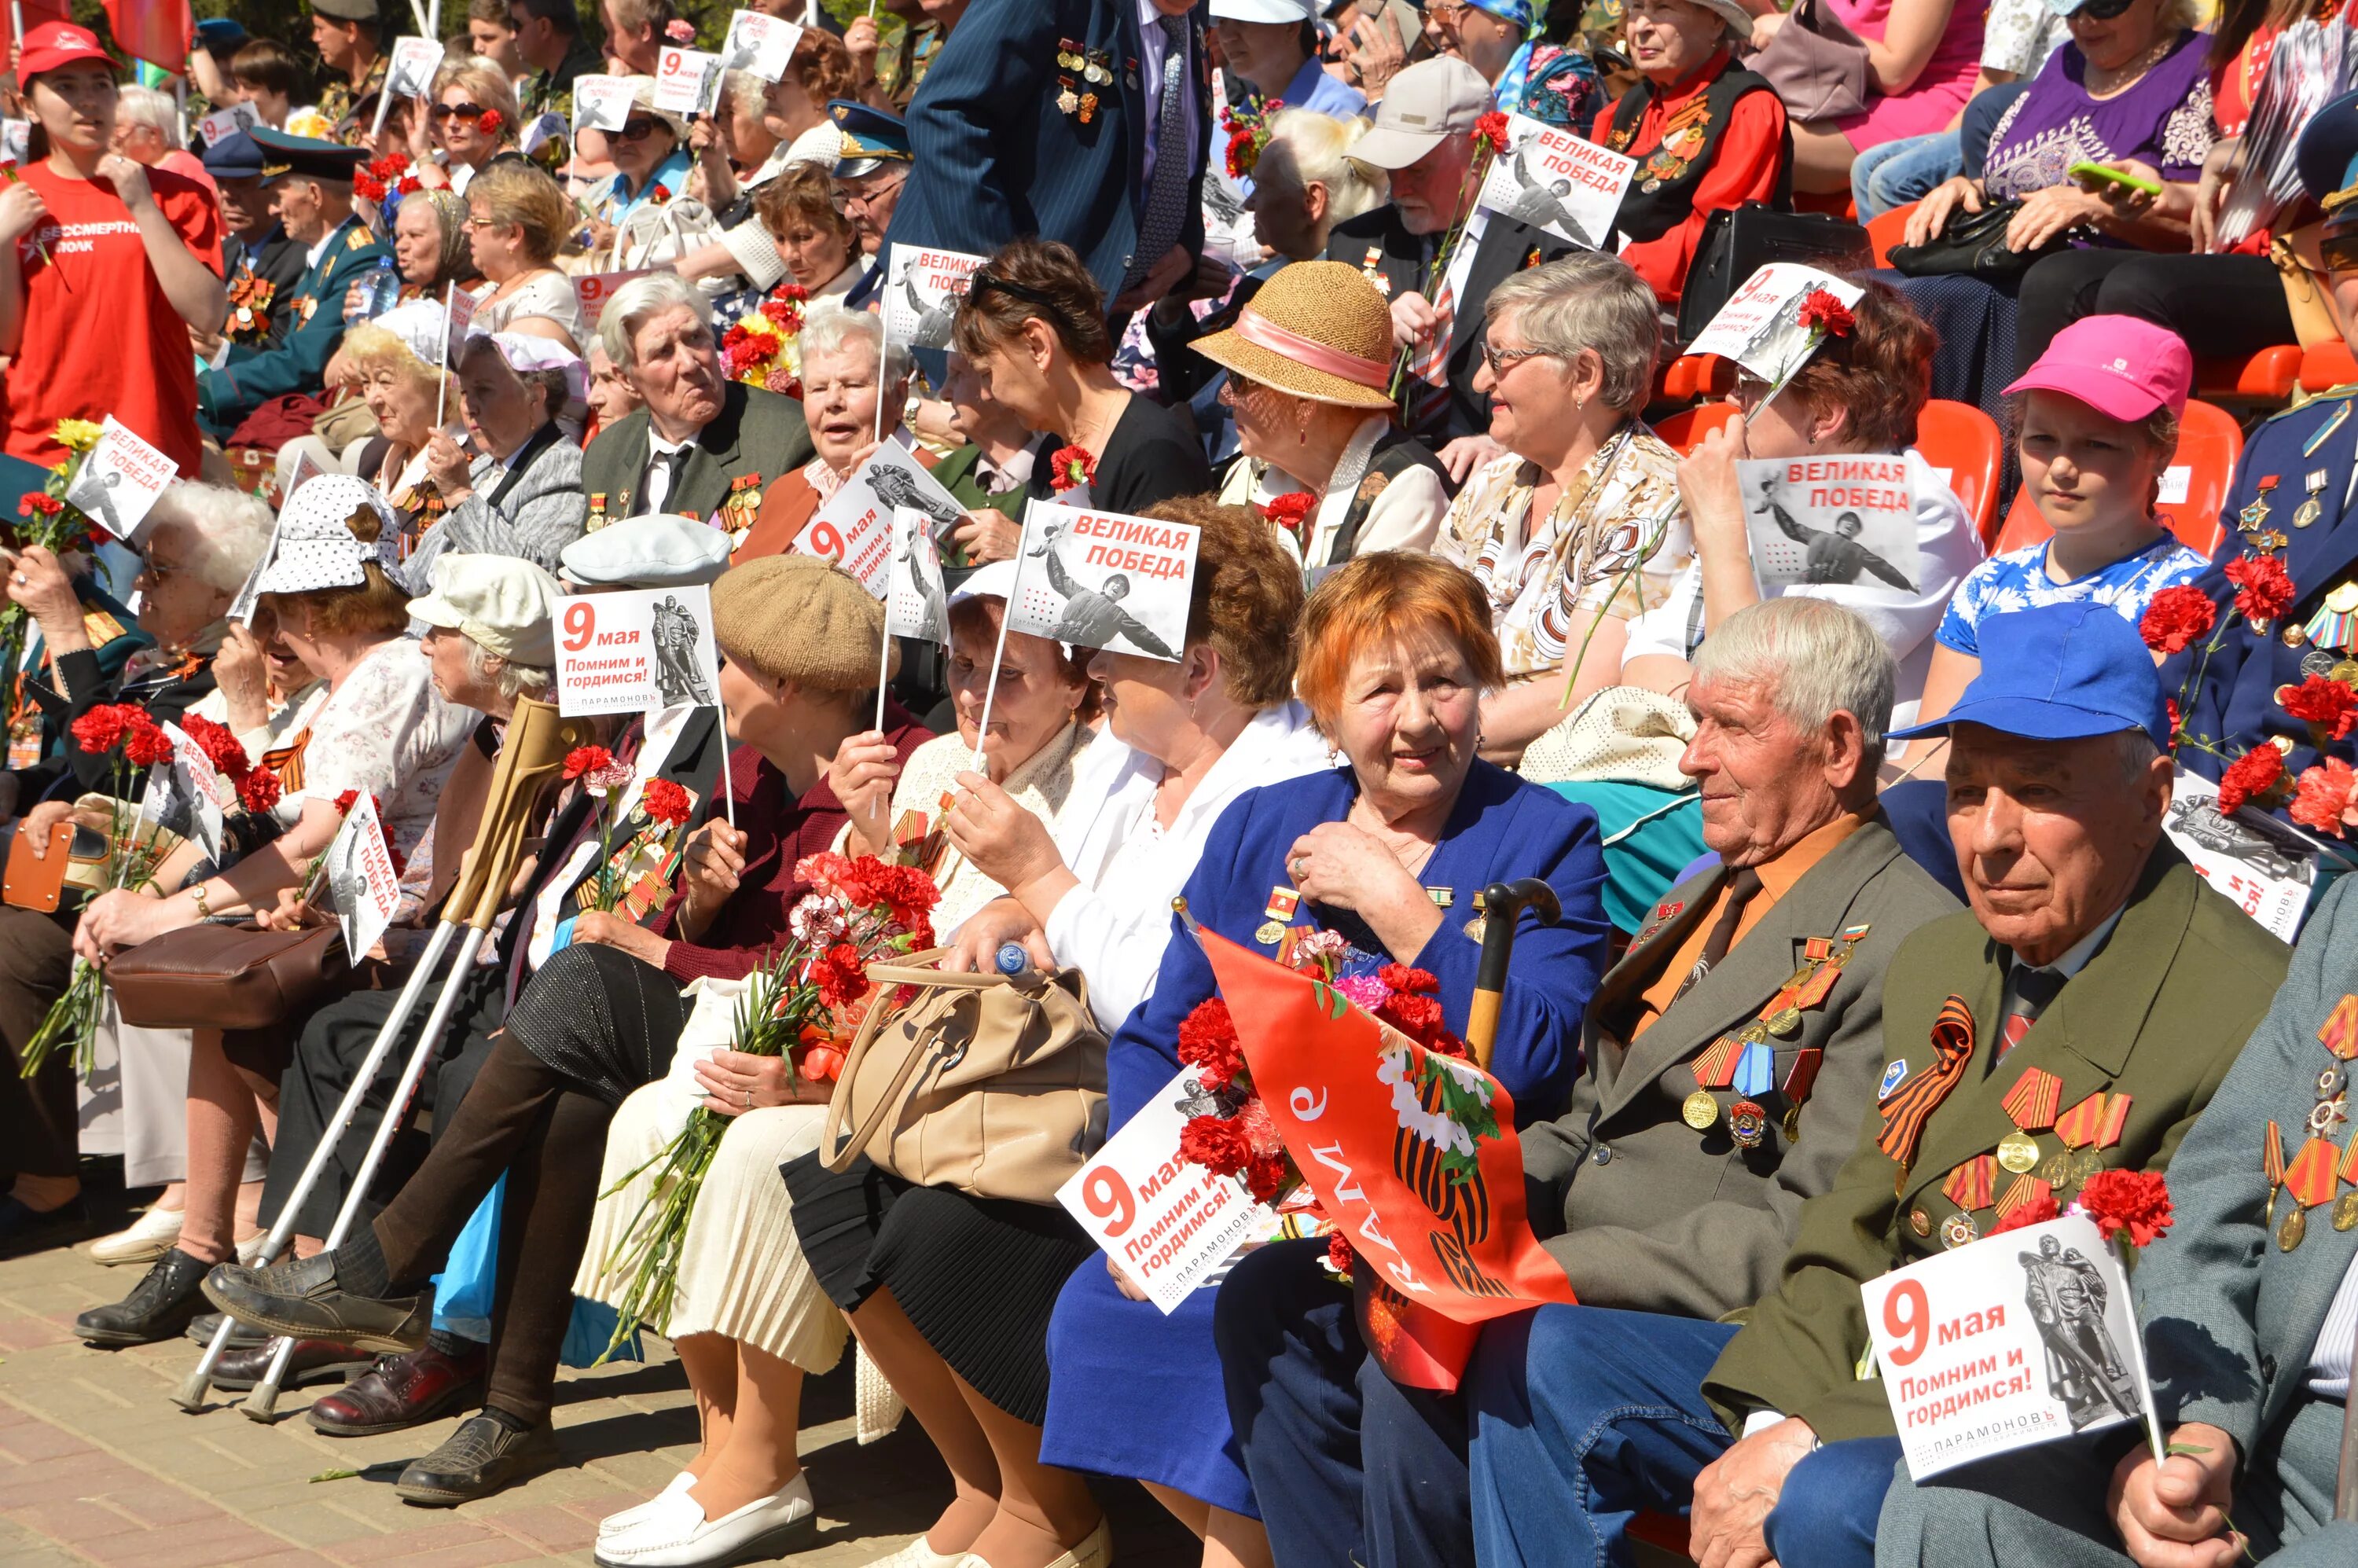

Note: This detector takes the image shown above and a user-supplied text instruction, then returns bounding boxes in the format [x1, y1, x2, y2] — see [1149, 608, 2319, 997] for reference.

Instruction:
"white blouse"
[292, 637, 476, 857]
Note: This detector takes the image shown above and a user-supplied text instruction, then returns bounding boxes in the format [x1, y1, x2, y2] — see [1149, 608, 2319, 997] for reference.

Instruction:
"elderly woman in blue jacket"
[1037, 551, 1611, 1568]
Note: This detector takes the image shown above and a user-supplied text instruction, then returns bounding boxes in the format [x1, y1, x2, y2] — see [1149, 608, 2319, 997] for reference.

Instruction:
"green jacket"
[578, 382, 814, 527]
[198, 217, 390, 435]
[1701, 845, 2290, 1441]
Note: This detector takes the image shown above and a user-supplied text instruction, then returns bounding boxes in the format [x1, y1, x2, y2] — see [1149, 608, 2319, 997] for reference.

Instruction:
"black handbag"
[1886, 199, 2071, 285]
[1675, 202, 1871, 343]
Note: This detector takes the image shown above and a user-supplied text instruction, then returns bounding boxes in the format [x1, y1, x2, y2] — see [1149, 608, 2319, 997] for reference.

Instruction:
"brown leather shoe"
[211, 1337, 371, 1392]
[307, 1345, 487, 1438]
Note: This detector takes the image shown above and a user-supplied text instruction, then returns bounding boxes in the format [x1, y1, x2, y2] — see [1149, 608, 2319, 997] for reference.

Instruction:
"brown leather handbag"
[819, 949, 1108, 1203]
[1748, 0, 1872, 123]
[107, 921, 353, 1032]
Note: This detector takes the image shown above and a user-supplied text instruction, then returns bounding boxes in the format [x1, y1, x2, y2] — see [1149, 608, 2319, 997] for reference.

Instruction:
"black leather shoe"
[74, 1248, 210, 1347]
[211, 1337, 370, 1392]
[185, 1310, 267, 1350]
[201, 1251, 428, 1354]
[310, 1346, 486, 1437]
[0, 1194, 88, 1259]
[394, 1414, 560, 1506]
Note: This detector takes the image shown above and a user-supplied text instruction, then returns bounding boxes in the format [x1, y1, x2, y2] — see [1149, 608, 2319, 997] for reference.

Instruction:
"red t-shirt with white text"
[4, 162, 223, 479]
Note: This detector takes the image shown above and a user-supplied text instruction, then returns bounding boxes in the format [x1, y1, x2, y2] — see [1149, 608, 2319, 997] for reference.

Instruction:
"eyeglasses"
[829, 171, 906, 214]
[1479, 338, 1554, 374]
[432, 101, 487, 121]
[2322, 226, 2358, 274]
[616, 118, 665, 142]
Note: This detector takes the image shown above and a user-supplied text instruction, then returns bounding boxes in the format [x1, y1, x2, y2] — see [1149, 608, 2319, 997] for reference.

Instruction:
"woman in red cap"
[0, 22, 226, 501]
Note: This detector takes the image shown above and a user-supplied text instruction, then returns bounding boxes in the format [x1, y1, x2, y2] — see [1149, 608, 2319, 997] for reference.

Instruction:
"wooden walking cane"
[177, 695, 593, 1416]
[1464, 879, 1562, 1070]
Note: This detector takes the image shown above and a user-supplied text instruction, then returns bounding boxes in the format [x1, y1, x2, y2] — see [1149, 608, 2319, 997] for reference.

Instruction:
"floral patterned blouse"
[1432, 421, 1689, 679]
[1936, 533, 2207, 659]
[1982, 32, 2215, 212]
[292, 636, 476, 857]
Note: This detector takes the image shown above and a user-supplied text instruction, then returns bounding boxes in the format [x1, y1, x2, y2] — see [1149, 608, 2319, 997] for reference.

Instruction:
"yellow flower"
[53, 420, 103, 453]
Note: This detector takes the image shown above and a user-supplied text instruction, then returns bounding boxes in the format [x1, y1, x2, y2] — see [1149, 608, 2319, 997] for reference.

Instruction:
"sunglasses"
[2065, 0, 2140, 20]
[2321, 226, 2358, 274]
[617, 118, 665, 141]
[432, 101, 487, 120]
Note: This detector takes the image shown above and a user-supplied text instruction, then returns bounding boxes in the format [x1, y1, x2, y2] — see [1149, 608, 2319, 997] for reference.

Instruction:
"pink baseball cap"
[2002, 314, 2192, 422]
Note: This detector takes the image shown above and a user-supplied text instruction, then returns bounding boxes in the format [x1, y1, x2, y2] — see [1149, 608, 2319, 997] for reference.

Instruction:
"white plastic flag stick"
[715, 708, 736, 828]
[435, 281, 457, 425]
[875, 611, 893, 731]
[971, 505, 1034, 773]
[873, 313, 892, 447]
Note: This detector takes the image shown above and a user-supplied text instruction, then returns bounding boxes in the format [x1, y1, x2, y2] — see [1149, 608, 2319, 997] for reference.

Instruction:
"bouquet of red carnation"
[1222, 99, 1281, 180]
[3, 420, 112, 734]
[595, 851, 938, 1355]
[722, 285, 811, 395]
[570, 747, 700, 918]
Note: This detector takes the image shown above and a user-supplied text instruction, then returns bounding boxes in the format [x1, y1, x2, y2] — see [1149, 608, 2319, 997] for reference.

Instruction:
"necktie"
[1997, 965, 2066, 1062]
[1672, 866, 1763, 1005]
[1406, 234, 1460, 433]
[645, 442, 692, 513]
[1126, 15, 1193, 292]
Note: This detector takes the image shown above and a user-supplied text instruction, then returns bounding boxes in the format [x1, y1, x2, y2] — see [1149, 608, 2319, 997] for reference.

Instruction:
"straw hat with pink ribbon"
[1191, 261, 1399, 412]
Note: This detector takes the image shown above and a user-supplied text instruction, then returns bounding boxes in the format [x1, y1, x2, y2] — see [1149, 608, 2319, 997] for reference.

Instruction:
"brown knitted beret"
[710, 554, 897, 695]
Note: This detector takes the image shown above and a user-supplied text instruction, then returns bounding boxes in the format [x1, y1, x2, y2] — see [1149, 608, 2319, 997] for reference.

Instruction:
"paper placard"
[195, 102, 259, 148]
[653, 46, 725, 117]
[1008, 501, 1199, 662]
[1474, 110, 1633, 250]
[226, 512, 280, 627]
[1056, 1064, 1279, 1313]
[141, 722, 230, 862]
[1864, 1215, 2157, 1480]
[572, 268, 654, 334]
[2158, 466, 2191, 505]
[445, 281, 479, 346]
[1687, 265, 1866, 392]
[2165, 766, 2315, 942]
[325, 792, 404, 967]
[554, 585, 722, 716]
[572, 74, 637, 134]
[65, 416, 178, 545]
[0, 120, 29, 165]
[721, 11, 803, 81]
[884, 243, 987, 352]
[1735, 454, 1920, 593]
[886, 506, 949, 643]
[384, 37, 446, 101]
[520, 110, 567, 156]
[796, 484, 894, 597]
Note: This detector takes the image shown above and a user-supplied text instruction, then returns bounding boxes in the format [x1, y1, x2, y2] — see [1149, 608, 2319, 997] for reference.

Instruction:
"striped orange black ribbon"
[1877, 993, 1977, 1189]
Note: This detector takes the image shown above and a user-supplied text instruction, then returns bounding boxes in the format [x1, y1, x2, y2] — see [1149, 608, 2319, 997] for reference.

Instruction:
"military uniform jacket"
[1702, 846, 2290, 1441]
[577, 382, 815, 527]
[226, 223, 309, 347]
[1523, 817, 1958, 1320]
[1322, 205, 1578, 446]
[198, 218, 390, 432]
[2169, 387, 2358, 803]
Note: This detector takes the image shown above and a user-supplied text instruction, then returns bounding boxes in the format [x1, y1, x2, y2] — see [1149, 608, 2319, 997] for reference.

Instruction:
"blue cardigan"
[1043, 760, 1609, 1516]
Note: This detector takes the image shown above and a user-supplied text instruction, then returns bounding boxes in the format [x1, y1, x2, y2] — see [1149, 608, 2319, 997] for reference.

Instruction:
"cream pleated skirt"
[574, 1084, 849, 1376]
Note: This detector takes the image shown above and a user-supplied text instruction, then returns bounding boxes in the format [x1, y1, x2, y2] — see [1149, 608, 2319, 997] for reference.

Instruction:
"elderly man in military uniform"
[1218, 599, 1959, 1568]
[1465, 603, 2291, 1568]
[196, 128, 390, 439]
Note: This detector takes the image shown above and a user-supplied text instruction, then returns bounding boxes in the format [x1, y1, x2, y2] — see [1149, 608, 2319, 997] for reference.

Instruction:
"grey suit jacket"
[1524, 814, 1959, 1320]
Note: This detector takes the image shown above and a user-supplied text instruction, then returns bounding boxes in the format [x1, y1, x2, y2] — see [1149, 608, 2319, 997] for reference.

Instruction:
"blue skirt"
[1039, 1254, 1258, 1517]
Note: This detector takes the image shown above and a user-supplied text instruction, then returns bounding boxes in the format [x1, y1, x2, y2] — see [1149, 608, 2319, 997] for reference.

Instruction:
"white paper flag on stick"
[1735, 454, 1920, 594]
[64, 416, 178, 545]
[883, 243, 988, 352]
[572, 74, 637, 134]
[195, 102, 259, 148]
[1862, 1215, 2159, 1481]
[1687, 264, 1865, 395]
[553, 586, 723, 718]
[324, 792, 406, 967]
[886, 505, 950, 643]
[721, 10, 803, 81]
[572, 269, 654, 336]
[141, 722, 230, 863]
[1006, 501, 1199, 662]
[797, 442, 964, 593]
[654, 47, 725, 117]
[1474, 112, 1633, 251]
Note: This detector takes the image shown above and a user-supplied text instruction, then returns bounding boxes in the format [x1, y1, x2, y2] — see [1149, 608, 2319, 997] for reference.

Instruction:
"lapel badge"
[1728, 1100, 1768, 1149]
[1879, 1059, 1910, 1101]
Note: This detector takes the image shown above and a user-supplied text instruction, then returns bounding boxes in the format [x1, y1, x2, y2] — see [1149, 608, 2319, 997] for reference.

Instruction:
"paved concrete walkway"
[0, 1217, 1191, 1567]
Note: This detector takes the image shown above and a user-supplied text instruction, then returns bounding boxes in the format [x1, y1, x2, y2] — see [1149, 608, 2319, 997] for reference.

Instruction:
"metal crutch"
[171, 695, 589, 1414]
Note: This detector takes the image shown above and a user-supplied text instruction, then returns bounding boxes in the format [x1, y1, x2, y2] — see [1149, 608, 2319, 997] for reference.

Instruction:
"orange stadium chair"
[1991, 396, 2242, 557]
[1912, 399, 2002, 545]
[2197, 347, 2302, 406]
[1653, 402, 1739, 454]
[2302, 338, 2358, 392]
[1867, 201, 1918, 267]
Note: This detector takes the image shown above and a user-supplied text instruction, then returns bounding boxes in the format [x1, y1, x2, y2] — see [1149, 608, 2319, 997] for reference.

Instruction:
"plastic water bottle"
[343, 255, 398, 323]
[995, 942, 1029, 976]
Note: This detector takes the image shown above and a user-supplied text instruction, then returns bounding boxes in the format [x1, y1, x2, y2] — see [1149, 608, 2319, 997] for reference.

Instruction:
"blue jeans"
[1467, 1305, 1903, 1568]
[1853, 131, 1963, 221]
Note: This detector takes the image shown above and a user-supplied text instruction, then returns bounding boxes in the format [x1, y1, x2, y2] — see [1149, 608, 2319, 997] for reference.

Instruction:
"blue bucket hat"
[1888, 601, 2170, 751]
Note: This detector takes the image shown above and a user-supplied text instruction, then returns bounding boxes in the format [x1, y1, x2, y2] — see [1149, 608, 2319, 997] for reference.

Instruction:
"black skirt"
[505, 941, 689, 1106]
[783, 1151, 1095, 1427]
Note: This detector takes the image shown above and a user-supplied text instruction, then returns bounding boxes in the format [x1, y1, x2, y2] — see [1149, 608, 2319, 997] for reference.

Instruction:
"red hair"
[1295, 553, 1502, 737]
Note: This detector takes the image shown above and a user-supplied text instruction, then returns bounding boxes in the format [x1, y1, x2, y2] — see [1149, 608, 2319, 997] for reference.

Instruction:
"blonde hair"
[432, 55, 523, 138]
[465, 158, 571, 265]
[1254, 109, 1387, 228]
[340, 321, 445, 394]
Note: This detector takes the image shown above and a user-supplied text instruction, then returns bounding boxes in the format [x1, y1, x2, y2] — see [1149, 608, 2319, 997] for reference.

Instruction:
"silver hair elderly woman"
[581, 271, 814, 522]
[1431, 250, 1691, 765]
[732, 299, 921, 559]
[408, 332, 590, 589]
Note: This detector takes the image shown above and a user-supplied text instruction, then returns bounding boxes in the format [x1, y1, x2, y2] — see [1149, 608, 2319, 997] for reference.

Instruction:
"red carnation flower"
[1176, 997, 1246, 1090]
[122, 718, 172, 768]
[2216, 744, 2286, 816]
[1243, 1153, 1290, 1204]
[1049, 445, 1096, 494]
[2138, 584, 2217, 655]
[18, 492, 62, 518]
[2281, 675, 2358, 740]
[2074, 1169, 2173, 1248]
[1989, 1190, 2059, 1236]
[236, 769, 283, 814]
[563, 745, 615, 781]
[2167, 696, 2182, 740]
[70, 705, 130, 755]
[1471, 110, 1510, 152]
[1326, 1232, 1355, 1275]
[1377, 991, 1445, 1047]
[1178, 1113, 1251, 1177]
[664, 17, 696, 42]
[395, 175, 423, 196]
[1258, 491, 1314, 540]
[2227, 553, 2295, 624]
[354, 172, 386, 201]
[2290, 758, 2357, 835]
[178, 714, 252, 780]
[1796, 288, 1855, 338]
[371, 155, 408, 178]
[650, 182, 673, 203]
[813, 941, 870, 1008]
[333, 788, 360, 815]
[641, 778, 692, 826]
[477, 109, 505, 135]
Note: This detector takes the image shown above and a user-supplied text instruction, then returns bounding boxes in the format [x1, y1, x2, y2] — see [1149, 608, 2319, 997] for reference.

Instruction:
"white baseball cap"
[1210, 0, 1317, 21]
[1350, 57, 1493, 171]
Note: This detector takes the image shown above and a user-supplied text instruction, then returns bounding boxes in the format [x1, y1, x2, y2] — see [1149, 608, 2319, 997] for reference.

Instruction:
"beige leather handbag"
[820, 950, 1109, 1204]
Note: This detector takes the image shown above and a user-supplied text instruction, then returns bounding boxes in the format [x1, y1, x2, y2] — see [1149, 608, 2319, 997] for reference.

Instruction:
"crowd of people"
[5, 3, 2358, 1568]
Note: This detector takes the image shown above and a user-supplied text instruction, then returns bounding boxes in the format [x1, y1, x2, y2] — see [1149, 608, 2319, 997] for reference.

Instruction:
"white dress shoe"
[865, 1535, 966, 1568]
[599, 1472, 696, 1538]
[88, 1205, 184, 1265]
[953, 1519, 1111, 1568]
[593, 1474, 817, 1568]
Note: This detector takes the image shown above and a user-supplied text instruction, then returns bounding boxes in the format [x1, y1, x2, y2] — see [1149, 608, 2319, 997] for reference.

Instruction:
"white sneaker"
[599, 1472, 695, 1539]
[954, 1520, 1111, 1568]
[87, 1206, 184, 1265]
[593, 1474, 817, 1568]
[865, 1533, 966, 1568]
